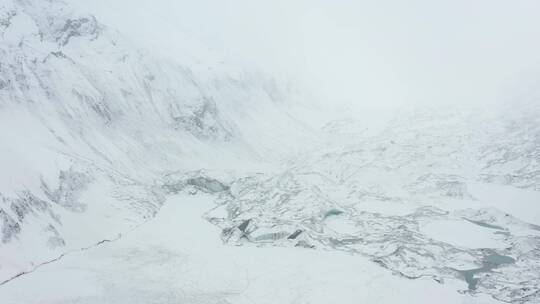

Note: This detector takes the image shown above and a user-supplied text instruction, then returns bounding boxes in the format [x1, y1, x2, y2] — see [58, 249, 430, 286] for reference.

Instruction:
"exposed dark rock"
[237, 219, 251, 232]
[0, 209, 20, 243]
[41, 169, 93, 212]
[287, 229, 303, 239]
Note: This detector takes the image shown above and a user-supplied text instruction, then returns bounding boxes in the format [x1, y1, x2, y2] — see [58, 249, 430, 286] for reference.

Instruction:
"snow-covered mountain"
[0, 1, 539, 303]
[0, 0, 313, 284]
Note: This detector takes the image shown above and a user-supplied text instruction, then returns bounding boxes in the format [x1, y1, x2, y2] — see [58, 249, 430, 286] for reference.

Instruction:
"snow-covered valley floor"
[0, 193, 500, 304]
[1, 1, 540, 303]
[1, 109, 540, 303]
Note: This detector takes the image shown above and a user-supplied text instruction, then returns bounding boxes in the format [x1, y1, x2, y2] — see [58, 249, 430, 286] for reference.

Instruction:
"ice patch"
[420, 219, 508, 249]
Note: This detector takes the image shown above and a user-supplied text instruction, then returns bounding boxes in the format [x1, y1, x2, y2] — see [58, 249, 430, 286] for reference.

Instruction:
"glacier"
[0, 0, 539, 303]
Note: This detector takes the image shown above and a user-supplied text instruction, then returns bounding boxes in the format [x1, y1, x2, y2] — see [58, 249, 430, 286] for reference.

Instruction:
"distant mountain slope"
[206, 105, 540, 302]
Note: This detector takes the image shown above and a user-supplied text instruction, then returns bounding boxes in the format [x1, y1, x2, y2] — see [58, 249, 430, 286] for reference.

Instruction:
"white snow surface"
[0, 1, 540, 303]
[0, 194, 499, 304]
[0, 0, 314, 284]
[421, 220, 508, 249]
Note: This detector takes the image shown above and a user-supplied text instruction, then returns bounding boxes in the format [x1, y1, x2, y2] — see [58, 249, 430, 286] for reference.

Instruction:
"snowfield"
[1, 0, 540, 303]
[0, 194, 500, 304]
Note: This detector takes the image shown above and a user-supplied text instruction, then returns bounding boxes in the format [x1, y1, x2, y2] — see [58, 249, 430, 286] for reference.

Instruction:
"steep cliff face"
[0, 0, 311, 282]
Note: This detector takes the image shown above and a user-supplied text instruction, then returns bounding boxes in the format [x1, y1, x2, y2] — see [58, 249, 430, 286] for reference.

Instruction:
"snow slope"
[0, 193, 499, 304]
[0, 0, 313, 284]
[0, 0, 539, 303]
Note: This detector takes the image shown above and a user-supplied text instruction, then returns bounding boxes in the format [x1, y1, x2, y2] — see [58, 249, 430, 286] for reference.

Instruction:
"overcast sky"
[73, 0, 540, 111]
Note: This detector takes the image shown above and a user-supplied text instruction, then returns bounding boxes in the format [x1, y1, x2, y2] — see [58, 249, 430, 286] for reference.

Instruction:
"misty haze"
[1, 1, 539, 303]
